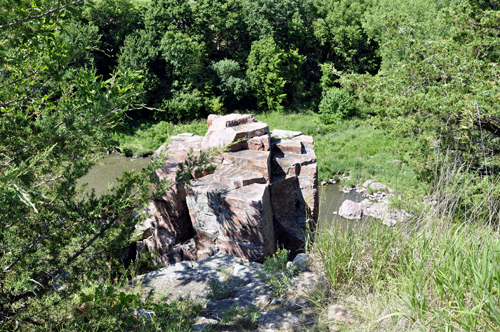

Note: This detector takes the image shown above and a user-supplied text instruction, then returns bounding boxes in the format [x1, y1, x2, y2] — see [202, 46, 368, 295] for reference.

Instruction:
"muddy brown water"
[80, 154, 372, 226]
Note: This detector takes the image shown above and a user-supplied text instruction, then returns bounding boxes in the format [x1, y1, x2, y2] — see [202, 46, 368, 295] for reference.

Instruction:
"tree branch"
[0, 0, 84, 30]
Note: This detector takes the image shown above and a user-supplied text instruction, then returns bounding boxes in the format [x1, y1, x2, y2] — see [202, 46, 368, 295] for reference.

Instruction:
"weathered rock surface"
[270, 176, 306, 254]
[152, 134, 205, 247]
[270, 129, 302, 140]
[339, 199, 362, 220]
[202, 114, 270, 152]
[129, 252, 319, 332]
[223, 149, 271, 181]
[186, 175, 275, 262]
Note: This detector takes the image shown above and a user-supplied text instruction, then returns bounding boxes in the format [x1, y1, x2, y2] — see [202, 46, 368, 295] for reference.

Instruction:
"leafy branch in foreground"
[0, 1, 218, 329]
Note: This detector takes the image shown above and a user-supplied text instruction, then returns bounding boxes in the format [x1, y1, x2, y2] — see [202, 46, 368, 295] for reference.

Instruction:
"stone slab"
[217, 184, 275, 261]
[272, 152, 316, 177]
[242, 133, 270, 151]
[223, 150, 271, 181]
[202, 121, 269, 152]
[213, 164, 266, 190]
[297, 163, 319, 222]
[270, 129, 302, 140]
[272, 139, 304, 155]
[269, 176, 306, 253]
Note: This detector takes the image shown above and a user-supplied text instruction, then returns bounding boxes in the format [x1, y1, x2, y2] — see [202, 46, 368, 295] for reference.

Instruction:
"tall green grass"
[313, 165, 500, 331]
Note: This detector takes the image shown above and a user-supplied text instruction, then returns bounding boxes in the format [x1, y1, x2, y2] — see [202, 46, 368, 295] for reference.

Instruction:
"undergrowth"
[45, 279, 202, 331]
[312, 161, 500, 331]
[258, 248, 297, 297]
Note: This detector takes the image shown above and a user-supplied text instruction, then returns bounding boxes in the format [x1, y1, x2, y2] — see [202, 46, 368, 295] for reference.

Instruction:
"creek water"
[77, 154, 152, 197]
[79, 154, 371, 226]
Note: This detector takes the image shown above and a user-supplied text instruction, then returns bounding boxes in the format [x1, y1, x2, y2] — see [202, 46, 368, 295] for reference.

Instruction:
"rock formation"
[149, 114, 318, 264]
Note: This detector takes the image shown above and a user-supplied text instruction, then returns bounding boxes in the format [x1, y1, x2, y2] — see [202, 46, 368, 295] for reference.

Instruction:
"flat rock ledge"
[140, 113, 318, 266]
[128, 252, 320, 331]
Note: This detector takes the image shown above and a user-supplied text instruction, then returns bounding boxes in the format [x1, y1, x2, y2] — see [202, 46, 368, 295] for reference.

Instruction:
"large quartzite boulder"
[269, 131, 318, 252]
[151, 114, 318, 263]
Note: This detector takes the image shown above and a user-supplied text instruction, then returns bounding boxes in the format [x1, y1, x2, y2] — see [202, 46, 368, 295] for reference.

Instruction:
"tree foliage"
[247, 38, 306, 112]
[341, 1, 500, 179]
[0, 1, 213, 328]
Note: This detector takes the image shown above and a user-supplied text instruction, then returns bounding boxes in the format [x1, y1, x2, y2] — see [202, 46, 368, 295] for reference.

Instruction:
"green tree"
[118, 29, 167, 107]
[82, 0, 144, 78]
[145, 0, 195, 35]
[60, 21, 101, 69]
[193, 0, 250, 62]
[0, 1, 212, 328]
[313, 0, 380, 74]
[318, 88, 354, 124]
[341, 1, 500, 180]
[211, 59, 249, 109]
[242, 0, 316, 51]
[246, 38, 306, 112]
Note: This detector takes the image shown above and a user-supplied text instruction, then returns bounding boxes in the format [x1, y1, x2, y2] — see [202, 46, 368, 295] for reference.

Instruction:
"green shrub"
[259, 248, 297, 296]
[162, 88, 205, 122]
[246, 37, 306, 112]
[318, 88, 353, 124]
[59, 282, 202, 331]
[211, 59, 249, 108]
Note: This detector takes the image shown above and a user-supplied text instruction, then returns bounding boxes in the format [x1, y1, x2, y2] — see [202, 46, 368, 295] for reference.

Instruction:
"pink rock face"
[272, 151, 316, 177]
[207, 115, 222, 129]
[152, 228, 176, 254]
[218, 184, 275, 261]
[149, 113, 318, 262]
[213, 164, 266, 190]
[186, 177, 275, 262]
[339, 200, 362, 220]
[210, 113, 256, 129]
[298, 163, 319, 222]
[242, 133, 270, 151]
[292, 135, 314, 146]
[223, 150, 271, 180]
[273, 139, 304, 154]
[152, 135, 205, 247]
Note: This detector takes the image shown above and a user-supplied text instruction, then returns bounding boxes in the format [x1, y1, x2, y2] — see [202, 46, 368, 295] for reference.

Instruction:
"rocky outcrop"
[149, 114, 318, 264]
[128, 252, 319, 331]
